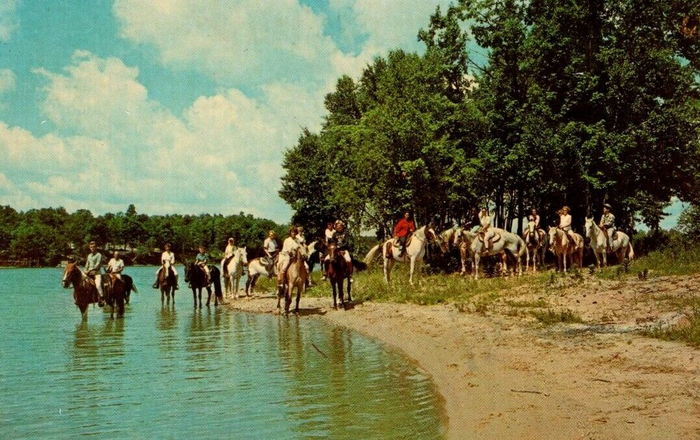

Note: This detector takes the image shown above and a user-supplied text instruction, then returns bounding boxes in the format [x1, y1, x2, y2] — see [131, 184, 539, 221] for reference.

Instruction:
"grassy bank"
[597, 242, 700, 279]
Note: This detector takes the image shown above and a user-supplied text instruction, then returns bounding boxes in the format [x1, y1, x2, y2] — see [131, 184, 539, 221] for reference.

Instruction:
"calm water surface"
[0, 267, 446, 439]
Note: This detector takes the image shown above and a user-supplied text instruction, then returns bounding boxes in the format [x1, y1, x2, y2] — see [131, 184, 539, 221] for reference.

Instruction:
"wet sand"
[225, 275, 699, 439]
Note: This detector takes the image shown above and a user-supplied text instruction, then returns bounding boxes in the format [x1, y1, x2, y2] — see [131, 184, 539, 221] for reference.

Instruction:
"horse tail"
[125, 274, 138, 293]
[352, 258, 368, 272]
[627, 242, 635, 260]
[516, 236, 527, 258]
[364, 244, 382, 266]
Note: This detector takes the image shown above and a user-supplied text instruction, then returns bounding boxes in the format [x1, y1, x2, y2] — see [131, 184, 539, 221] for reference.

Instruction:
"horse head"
[583, 217, 594, 238]
[237, 246, 248, 265]
[62, 262, 81, 288]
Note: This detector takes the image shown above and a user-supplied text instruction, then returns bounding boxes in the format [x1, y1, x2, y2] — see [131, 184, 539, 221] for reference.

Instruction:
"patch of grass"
[505, 298, 549, 308]
[597, 244, 700, 279]
[530, 309, 583, 325]
[305, 265, 551, 306]
[642, 313, 700, 347]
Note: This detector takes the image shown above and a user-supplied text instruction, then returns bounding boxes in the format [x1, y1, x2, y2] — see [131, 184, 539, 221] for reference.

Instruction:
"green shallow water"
[0, 267, 446, 439]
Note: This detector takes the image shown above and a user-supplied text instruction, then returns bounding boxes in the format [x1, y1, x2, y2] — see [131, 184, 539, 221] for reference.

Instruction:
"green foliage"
[281, 0, 700, 238]
[0, 205, 287, 266]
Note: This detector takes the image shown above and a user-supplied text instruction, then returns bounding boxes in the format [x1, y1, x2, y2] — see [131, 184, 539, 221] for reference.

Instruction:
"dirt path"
[225, 276, 699, 439]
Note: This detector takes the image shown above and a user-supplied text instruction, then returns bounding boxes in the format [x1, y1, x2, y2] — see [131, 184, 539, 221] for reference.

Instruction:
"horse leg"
[409, 257, 416, 286]
[331, 281, 337, 309]
[473, 253, 480, 280]
[338, 279, 344, 308]
[295, 285, 301, 313]
[384, 257, 392, 283]
[346, 272, 352, 304]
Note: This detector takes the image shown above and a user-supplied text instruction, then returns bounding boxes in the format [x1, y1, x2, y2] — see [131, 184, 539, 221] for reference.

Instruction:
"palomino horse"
[156, 261, 177, 305]
[245, 256, 275, 296]
[471, 228, 526, 279]
[221, 247, 248, 297]
[364, 225, 443, 285]
[455, 228, 478, 275]
[548, 227, 584, 273]
[62, 262, 99, 318]
[523, 222, 547, 272]
[184, 262, 219, 308]
[279, 247, 308, 314]
[323, 242, 353, 309]
[584, 217, 634, 268]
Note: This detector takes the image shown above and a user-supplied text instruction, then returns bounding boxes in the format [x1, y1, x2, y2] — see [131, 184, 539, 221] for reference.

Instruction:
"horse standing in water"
[323, 242, 353, 309]
[156, 261, 177, 305]
[523, 222, 547, 272]
[548, 227, 584, 273]
[584, 217, 634, 268]
[364, 225, 445, 285]
[471, 228, 526, 279]
[62, 262, 99, 318]
[185, 262, 220, 308]
[103, 274, 127, 318]
[221, 247, 248, 298]
[279, 248, 308, 314]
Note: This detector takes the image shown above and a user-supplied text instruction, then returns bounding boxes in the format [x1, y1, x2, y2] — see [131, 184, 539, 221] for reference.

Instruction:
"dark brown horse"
[62, 262, 99, 318]
[323, 243, 353, 309]
[157, 262, 177, 305]
[103, 274, 127, 318]
[184, 262, 220, 308]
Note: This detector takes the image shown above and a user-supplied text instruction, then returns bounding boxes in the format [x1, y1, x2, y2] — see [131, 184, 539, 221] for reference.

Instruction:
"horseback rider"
[195, 245, 211, 286]
[326, 219, 354, 282]
[84, 241, 105, 306]
[222, 237, 235, 275]
[393, 212, 416, 256]
[153, 243, 179, 289]
[558, 205, 575, 241]
[106, 250, 125, 279]
[528, 208, 541, 229]
[324, 221, 335, 244]
[599, 203, 616, 253]
[477, 207, 495, 251]
[277, 226, 302, 290]
[263, 230, 279, 265]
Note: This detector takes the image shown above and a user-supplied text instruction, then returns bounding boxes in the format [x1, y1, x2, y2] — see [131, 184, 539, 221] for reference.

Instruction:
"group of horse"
[61, 219, 634, 318]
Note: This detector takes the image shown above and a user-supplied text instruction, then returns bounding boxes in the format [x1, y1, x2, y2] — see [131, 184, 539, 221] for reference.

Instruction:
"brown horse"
[278, 248, 308, 314]
[323, 242, 352, 309]
[62, 262, 99, 318]
[157, 262, 177, 305]
[548, 227, 584, 273]
[103, 274, 127, 318]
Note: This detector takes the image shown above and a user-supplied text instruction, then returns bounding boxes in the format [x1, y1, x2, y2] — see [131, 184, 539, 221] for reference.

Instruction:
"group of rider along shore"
[80, 203, 617, 303]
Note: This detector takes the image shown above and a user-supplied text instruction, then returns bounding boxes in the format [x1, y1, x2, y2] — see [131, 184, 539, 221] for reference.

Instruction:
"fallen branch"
[311, 342, 328, 358]
[510, 389, 550, 397]
[592, 378, 612, 383]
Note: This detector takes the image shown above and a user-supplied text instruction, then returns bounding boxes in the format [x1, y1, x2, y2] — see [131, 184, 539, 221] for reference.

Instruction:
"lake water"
[0, 267, 446, 439]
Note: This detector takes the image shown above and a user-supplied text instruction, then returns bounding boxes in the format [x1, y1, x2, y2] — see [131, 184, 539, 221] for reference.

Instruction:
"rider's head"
[164, 243, 172, 251]
[198, 245, 206, 253]
[113, 251, 120, 258]
[268, 230, 276, 238]
[326, 222, 333, 229]
[603, 203, 612, 213]
[403, 212, 411, 219]
[228, 237, 235, 244]
[335, 220, 345, 231]
[88, 241, 96, 251]
[297, 226, 304, 233]
[289, 226, 298, 237]
[561, 206, 570, 214]
[531, 208, 538, 215]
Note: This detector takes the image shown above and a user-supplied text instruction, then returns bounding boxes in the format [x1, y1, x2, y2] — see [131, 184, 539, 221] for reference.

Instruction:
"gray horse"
[471, 228, 526, 279]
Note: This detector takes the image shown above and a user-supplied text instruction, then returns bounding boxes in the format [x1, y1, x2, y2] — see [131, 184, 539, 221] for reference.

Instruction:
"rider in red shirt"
[393, 212, 416, 256]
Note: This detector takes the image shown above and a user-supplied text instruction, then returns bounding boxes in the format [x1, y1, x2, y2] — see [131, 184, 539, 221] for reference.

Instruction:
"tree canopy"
[280, 1, 699, 238]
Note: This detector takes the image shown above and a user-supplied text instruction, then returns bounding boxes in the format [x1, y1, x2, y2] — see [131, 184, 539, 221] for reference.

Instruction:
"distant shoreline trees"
[0, 204, 287, 267]
[280, 0, 699, 239]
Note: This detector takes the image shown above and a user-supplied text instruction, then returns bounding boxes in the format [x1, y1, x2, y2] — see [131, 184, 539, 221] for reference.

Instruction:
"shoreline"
[225, 276, 699, 439]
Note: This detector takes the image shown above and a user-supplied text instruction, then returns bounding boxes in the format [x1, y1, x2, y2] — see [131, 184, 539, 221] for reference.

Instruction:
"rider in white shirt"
[277, 227, 302, 288]
[558, 206, 575, 240]
[324, 222, 335, 244]
[223, 237, 235, 275]
[263, 230, 279, 260]
[153, 243, 178, 289]
[107, 251, 125, 279]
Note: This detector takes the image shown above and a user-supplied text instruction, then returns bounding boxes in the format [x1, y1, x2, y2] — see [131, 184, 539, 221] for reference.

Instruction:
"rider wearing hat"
[599, 203, 616, 253]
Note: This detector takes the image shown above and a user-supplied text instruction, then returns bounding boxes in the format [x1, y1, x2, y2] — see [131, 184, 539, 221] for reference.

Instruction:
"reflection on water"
[0, 267, 446, 439]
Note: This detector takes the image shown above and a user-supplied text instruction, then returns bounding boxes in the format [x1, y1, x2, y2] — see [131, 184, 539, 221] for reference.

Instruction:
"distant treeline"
[281, 1, 699, 239]
[0, 204, 288, 267]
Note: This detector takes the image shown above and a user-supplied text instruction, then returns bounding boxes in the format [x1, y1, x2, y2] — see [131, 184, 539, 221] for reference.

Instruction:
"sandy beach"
[226, 274, 699, 439]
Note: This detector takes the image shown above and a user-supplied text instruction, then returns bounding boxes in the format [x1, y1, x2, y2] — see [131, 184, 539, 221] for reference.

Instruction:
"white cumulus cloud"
[0, 0, 18, 42]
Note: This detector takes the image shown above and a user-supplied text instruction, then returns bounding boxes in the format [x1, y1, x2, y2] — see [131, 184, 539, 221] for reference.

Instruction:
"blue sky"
[0, 0, 685, 227]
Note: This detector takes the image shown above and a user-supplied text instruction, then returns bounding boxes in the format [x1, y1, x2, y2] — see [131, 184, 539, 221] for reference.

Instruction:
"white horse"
[221, 247, 248, 297]
[364, 225, 443, 285]
[471, 228, 526, 279]
[523, 222, 547, 272]
[244, 256, 275, 296]
[548, 227, 584, 273]
[584, 217, 634, 268]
